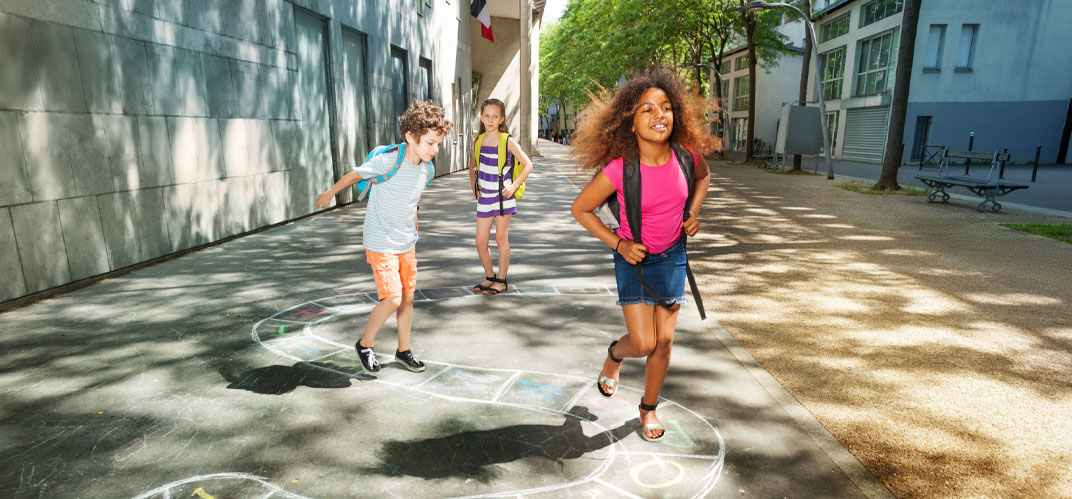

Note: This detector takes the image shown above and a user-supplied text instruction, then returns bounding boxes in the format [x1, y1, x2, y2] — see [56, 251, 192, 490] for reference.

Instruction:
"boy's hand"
[315, 192, 333, 209]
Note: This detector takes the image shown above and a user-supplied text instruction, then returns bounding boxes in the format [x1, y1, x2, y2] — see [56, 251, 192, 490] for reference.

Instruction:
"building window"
[820, 48, 845, 100]
[955, 24, 978, 71]
[854, 29, 899, 97]
[719, 59, 730, 75]
[923, 24, 945, 71]
[859, 0, 902, 28]
[419, 57, 433, 101]
[735, 56, 750, 72]
[733, 76, 750, 111]
[720, 80, 730, 102]
[820, 14, 849, 43]
[390, 46, 408, 118]
[822, 111, 839, 154]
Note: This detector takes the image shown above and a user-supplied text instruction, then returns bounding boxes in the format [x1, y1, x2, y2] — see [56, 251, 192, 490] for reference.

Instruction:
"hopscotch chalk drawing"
[135, 284, 725, 498]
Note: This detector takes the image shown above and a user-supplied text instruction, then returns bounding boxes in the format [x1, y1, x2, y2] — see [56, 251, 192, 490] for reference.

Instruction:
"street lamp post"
[742, 0, 834, 179]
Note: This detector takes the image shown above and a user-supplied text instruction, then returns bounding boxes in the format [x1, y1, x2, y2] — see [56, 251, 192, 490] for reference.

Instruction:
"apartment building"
[813, 0, 1072, 163]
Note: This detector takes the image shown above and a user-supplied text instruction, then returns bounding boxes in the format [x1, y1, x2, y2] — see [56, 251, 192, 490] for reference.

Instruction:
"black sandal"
[639, 400, 665, 441]
[483, 277, 508, 295]
[597, 340, 623, 397]
[472, 276, 494, 293]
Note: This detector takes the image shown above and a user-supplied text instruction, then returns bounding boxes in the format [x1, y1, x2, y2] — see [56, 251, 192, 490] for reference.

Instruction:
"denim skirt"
[613, 237, 688, 306]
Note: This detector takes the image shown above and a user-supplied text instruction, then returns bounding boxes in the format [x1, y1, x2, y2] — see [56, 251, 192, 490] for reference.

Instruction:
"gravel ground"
[539, 139, 1072, 498]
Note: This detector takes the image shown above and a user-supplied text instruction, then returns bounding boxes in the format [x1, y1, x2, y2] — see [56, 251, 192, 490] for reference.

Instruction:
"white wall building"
[0, 0, 544, 305]
[811, 0, 1072, 164]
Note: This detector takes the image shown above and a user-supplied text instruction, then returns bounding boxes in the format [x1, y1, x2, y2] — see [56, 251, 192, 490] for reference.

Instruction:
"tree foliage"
[541, 0, 793, 107]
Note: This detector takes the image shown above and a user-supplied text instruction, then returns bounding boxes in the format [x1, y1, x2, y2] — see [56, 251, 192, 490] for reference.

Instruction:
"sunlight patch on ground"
[962, 293, 1063, 306]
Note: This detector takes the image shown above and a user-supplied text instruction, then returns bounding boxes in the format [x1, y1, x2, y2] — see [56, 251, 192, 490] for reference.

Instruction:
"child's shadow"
[220, 362, 363, 395]
[372, 406, 634, 482]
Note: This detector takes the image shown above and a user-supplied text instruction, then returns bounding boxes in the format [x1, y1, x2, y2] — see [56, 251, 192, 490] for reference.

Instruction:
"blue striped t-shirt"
[352, 149, 433, 253]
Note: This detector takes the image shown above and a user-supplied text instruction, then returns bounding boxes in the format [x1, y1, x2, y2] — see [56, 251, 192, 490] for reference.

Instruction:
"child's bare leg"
[597, 303, 657, 396]
[475, 216, 495, 289]
[358, 295, 402, 348]
[489, 214, 513, 292]
[639, 304, 680, 440]
[395, 292, 415, 351]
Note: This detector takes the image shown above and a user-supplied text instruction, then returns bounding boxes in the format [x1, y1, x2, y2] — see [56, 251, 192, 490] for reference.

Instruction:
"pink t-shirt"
[601, 150, 694, 254]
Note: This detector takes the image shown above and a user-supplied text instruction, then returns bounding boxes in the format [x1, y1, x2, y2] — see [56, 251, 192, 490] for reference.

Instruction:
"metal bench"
[914, 149, 1028, 212]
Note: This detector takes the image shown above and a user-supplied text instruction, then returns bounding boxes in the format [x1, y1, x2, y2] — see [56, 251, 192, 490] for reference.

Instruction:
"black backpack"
[605, 142, 706, 319]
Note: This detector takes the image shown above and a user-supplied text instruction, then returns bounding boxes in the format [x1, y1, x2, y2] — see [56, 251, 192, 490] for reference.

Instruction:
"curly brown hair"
[398, 100, 453, 139]
[570, 67, 720, 171]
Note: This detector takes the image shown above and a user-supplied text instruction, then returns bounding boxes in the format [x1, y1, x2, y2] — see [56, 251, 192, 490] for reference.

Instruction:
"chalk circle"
[241, 285, 726, 498]
[630, 458, 686, 489]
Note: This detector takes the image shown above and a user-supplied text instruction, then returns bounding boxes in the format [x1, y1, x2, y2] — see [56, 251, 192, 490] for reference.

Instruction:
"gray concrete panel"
[272, 120, 302, 170]
[9, 201, 71, 293]
[73, 29, 123, 114]
[29, 20, 87, 113]
[57, 196, 109, 280]
[162, 181, 216, 252]
[0, 0, 101, 32]
[147, 44, 184, 116]
[201, 53, 237, 118]
[246, 119, 280, 174]
[0, 13, 43, 110]
[154, 0, 185, 24]
[218, 175, 254, 239]
[0, 111, 33, 206]
[168, 117, 223, 184]
[18, 112, 77, 201]
[260, 170, 288, 224]
[0, 208, 28, 302]
[64, 114, 114, 197]
[219, 119, 251, 177]
[129, 187, 170, 259]
[101, 114, 142, 191]
[97, 191, 142, 270]
[283, 168, 312, 221]
[175, 47, 208, 117]
[135, 115, 174, 187]
[113, 37, 154, 114]
[230, 59, 273, 119]
[99, 5, 288, 70]
[183, 0, 224, 36]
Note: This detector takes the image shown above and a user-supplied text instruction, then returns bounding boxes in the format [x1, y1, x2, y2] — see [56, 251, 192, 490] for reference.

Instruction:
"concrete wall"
[0, 0, 471, 304]
[471, 15, 522, 137]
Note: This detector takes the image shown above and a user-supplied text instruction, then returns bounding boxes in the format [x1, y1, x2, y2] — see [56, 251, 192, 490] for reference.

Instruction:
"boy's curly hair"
[570, 67, 720, 171]
[399, 100, 454, 139]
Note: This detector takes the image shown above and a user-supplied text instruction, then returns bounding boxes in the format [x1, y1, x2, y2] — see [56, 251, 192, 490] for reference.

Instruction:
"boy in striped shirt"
[315, 100, 452, 376]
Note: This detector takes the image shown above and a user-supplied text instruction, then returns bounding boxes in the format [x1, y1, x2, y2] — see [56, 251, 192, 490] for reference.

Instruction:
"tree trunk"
[791, 0, 812, 172]
[874, 0, 921, 190]
[745, 8, 756, 162]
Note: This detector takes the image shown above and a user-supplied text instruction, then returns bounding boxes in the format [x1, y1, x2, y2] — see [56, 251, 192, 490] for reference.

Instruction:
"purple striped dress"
[476, 143, 517, 217]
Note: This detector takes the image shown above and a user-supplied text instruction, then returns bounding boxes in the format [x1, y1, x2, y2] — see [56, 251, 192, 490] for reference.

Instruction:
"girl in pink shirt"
[570, 68, 716, 442]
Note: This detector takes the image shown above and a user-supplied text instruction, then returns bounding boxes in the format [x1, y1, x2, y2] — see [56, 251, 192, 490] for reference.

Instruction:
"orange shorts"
[366, 249, 417, 300]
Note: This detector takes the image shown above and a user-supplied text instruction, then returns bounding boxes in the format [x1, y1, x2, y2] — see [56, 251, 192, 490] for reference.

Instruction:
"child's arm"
[682, 155, 711, 237]
[571, 172, 647, 265]
[468, 138, 480, 199]
[315, 171, 364, 209]
[503, 137, 534, 198]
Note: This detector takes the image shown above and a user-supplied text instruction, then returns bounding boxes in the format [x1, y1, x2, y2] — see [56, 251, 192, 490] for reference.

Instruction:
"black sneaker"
[355, 342, 381, 376]
[394, 349, 426, 372]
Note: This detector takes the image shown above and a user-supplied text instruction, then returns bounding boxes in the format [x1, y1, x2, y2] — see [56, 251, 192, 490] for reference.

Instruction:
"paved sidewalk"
[0, 151, 885, 497]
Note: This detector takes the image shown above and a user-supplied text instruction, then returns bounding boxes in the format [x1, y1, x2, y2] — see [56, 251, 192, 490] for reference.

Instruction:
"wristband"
[614, 238, 624, 252]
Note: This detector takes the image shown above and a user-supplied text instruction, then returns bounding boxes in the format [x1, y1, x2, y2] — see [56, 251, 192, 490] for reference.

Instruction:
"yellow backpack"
[473, 132, 525, 199]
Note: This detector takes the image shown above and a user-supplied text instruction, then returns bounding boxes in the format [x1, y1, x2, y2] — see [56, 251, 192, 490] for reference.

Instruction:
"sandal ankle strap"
[607, 340, 623, 363]
[639, 401, 658, 412]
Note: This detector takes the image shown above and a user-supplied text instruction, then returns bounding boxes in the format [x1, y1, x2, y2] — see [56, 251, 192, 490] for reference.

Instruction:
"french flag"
[471, 0, 494, 42]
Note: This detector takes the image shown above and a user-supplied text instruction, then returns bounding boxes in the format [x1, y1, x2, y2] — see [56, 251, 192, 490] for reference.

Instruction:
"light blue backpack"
[355, 143, 434, 201]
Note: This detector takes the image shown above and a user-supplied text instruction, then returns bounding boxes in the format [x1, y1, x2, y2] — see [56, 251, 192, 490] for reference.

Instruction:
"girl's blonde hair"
[570, 67, 720, 171]
[477, 98, 511, 135]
